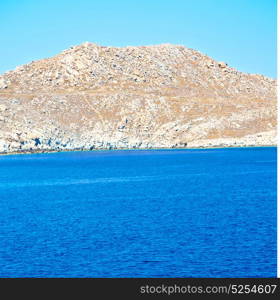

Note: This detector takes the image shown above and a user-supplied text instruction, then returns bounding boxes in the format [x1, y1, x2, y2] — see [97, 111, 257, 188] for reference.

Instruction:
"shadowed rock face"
[0, 42, 276, 153]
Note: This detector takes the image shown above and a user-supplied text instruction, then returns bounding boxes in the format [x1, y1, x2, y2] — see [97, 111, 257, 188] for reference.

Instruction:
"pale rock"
[0, 42, 276, 153]
[0, 78, 7, 89]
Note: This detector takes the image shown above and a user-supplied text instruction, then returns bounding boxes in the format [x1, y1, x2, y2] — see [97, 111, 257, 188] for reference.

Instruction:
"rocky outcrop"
[0, 42, 276, 153]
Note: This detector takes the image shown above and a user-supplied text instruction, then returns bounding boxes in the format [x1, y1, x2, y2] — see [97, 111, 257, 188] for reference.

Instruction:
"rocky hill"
[0, 42, 276, 153]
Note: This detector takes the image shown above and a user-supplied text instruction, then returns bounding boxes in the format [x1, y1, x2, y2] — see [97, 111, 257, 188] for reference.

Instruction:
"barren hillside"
[0, 42, 276, 153]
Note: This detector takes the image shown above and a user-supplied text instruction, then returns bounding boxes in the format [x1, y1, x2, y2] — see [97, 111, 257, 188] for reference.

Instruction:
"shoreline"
[0, 144, 277, 156]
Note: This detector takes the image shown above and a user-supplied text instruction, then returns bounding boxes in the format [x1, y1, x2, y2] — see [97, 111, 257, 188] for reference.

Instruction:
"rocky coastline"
[0, 42, 276, 154]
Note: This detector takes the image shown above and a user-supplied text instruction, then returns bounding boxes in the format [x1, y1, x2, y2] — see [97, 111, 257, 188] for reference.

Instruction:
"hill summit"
[0, 42, 276, 153]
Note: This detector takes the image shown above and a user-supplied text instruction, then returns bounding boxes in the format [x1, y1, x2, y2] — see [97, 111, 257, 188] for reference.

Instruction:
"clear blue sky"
[0, 0, 276, 77]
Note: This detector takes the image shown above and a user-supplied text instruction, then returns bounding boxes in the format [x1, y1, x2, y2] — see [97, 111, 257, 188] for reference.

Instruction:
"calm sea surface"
[0, 147, 276, 277]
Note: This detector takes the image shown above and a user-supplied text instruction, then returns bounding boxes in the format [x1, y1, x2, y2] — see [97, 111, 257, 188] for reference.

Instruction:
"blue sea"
[0, 147, 276, 277]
